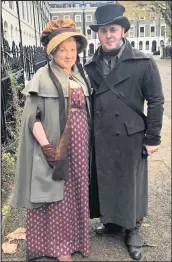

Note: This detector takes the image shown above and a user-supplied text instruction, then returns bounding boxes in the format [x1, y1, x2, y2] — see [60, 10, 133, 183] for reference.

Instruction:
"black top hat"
[90, 3, 130, 33]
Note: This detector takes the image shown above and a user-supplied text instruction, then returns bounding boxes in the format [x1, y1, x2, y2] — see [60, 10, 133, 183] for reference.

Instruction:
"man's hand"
[144, 145, 160, 156]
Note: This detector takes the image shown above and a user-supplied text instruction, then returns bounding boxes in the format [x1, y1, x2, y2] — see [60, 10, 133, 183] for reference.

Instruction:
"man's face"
[98, 24, 125, 51]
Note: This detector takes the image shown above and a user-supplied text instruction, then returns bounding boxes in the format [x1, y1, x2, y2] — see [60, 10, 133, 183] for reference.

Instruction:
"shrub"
[2, 71, 24, 206]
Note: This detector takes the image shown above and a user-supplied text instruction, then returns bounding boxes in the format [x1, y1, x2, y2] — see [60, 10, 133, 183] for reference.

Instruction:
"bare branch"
[136, 1, 171, 29]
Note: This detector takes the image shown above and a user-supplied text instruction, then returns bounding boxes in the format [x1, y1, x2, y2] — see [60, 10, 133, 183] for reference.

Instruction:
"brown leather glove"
[41, 144, 56, 168]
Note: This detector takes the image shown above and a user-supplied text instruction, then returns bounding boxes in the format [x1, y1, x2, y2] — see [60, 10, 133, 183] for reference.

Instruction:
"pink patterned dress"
[26, 84, 90, 259]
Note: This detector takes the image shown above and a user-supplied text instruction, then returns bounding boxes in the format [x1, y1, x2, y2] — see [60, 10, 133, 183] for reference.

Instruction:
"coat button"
[96, 110, 100, 115]
[115, 112, 119, 117]
[116, 131, 120, 136]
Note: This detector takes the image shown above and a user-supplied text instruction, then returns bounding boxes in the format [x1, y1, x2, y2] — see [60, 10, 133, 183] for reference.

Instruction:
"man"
[84, 3, 164, 260]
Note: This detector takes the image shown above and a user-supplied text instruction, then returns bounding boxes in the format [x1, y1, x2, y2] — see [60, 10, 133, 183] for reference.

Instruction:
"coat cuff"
[143, 134, 161, 146]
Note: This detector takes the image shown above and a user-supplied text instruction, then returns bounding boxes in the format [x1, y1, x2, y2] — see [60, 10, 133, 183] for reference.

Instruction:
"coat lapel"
[96, 60, 131, 95]
[85, 38, 150, 95]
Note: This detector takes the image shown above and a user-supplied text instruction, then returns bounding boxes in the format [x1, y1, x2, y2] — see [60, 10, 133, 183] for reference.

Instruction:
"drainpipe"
[37, 2, 41, 46]
[32, 2, 37, 47]
[16, 1, 24, 69]
[1, 16, 6, 49]
[82, 1, 86, 65]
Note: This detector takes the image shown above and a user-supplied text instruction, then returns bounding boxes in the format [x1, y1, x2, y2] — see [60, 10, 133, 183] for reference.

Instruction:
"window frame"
[139, 26, 145, 37]
[86, 15, 92, 22]
[150, 26, 155, 37]
[86, 28, 92, 39]
[139, 41, 143, 50]
[146, 40, 149, 50]
[160, 25, 166, 37]
[75, 15, 82, 23]
[52, 16, 59, 20]
[139, 15, 145, 20]
[64, 15, 70, 19]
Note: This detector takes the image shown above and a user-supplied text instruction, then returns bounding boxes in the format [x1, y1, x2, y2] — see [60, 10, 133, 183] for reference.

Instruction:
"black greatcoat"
[84, 39, 164, 229]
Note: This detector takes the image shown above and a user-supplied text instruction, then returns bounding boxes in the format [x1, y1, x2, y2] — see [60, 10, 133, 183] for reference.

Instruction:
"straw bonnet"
[41, 18, 88, 55]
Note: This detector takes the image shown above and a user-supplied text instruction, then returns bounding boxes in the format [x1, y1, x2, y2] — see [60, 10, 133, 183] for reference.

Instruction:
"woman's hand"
[41, 144, 56, 168]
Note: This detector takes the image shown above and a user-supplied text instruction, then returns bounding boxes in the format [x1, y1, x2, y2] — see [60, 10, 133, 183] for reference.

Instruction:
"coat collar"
[84, 38, 151, 95]
[49, 59, 89, 96]
[85, 38, 150, 68]
[22, 59, 89, 97]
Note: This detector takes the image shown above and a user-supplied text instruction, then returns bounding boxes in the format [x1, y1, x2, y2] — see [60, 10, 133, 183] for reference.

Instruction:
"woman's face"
[53, 37, 77, 72]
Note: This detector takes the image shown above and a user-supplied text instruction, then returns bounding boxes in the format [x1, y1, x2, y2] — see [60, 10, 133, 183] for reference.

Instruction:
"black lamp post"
[82, 1, 86, 65]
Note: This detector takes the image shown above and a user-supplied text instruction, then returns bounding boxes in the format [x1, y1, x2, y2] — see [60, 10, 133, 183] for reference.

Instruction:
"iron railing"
[1, 39, 47, 143]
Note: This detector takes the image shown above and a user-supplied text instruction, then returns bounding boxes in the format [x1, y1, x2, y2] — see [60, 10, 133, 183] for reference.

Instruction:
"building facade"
[49, 0, 168, 57]
[2, 1, 51, 47]
[120, 1, 168, 53]
[49, 1, 117, 58]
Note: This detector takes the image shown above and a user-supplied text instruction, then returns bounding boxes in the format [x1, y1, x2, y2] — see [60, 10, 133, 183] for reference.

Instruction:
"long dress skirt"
[26, 87, 90, 259]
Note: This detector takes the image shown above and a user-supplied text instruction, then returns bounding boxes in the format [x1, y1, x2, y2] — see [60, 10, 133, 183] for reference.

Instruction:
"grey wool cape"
[11, 59, 91, 209]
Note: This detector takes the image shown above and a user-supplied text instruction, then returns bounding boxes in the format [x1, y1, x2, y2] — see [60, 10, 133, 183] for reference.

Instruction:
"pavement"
[2, 58, 171, 261]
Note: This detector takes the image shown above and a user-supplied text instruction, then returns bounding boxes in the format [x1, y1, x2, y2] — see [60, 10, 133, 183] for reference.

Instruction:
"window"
[160, 40, 164, 47]
[4, 21, 9, 40]
[63, 4, 70, 8]
[139, 15, 145, 20]
[150, 26, 155, 37]
[74, 3, 80, 7]
[87, 28, 92, 39]
[9, 1, 14, 10]
[131, 41, 135, 47]
[139, 41, 143, 50]
[86, 15, 92, 22]
[50, 4, 55, 8]
[146, 41, 149, 50]
[129, 27, 134, 38]
[139, 27, 145, 37]
[75, 15, 81, 22]
[64, 15, 70, 19]
[89, 43, 94, 55]
[152, 40, 157, 52]
[161, 26, 165, 36]
[52, 16, 59, 20]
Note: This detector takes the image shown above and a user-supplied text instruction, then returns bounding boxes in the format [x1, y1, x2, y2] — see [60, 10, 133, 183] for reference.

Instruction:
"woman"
[11, 18, 91, 261]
